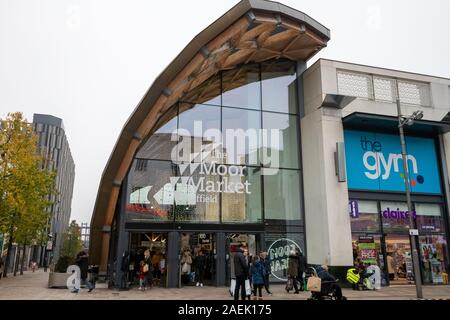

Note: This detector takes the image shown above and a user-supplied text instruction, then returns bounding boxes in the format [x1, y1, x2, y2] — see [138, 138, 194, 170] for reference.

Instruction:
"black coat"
[194, 255, 206, 270]
[233, 251, 248, 277]
[298, 254, 307, 274]
[76, 256, 89, 280]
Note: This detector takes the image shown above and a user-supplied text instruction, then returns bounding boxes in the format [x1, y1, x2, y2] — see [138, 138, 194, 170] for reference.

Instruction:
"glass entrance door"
[179, 232, 216, 286]
[385, 234, 414, 285]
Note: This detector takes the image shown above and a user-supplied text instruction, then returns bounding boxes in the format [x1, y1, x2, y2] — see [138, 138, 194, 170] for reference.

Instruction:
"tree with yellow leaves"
[0, 112, 55, 277]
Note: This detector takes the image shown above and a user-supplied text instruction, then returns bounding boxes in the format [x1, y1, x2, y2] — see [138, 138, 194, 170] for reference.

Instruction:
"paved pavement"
[0, 270, 449, 300]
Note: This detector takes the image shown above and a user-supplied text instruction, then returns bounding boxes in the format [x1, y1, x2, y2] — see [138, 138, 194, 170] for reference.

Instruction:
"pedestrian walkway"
[0, 270, 449, 300]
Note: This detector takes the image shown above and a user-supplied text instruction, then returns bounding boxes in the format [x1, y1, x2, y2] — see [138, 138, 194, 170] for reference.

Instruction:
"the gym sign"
[344, 130, 441, 194]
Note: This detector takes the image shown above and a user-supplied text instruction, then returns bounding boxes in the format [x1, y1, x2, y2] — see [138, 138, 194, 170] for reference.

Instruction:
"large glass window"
[135, 106, 178, 161]
[126, 159, 176, 222]
[262, 112, 299, 169]
[222, 107, 260, 166]
[264, 169, 301, 221]
[415, 203, 445, 233]
[222, 64, 261, 110]
[261, 60, 297, 114]
[180, 74, 221, 106]
[419, 234, 448, 284]
[177, 103, 221, 163]
[222, 166, 262, 223]
[349, 200, 380, 233]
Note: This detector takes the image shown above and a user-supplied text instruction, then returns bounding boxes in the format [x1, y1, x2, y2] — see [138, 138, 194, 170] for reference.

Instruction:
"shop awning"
[343, 112, 450, 136]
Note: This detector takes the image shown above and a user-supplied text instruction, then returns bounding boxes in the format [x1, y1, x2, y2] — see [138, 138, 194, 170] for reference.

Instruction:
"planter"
[48, 272, 70, 288]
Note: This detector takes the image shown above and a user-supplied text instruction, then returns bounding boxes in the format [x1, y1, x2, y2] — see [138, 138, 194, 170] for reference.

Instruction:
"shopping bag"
[229, 278, 236, 296]
[245, 279, 252, 296]
[182, 262, 189, 274]
[307, 276, 321, 292]
[143, 264, 149, 273]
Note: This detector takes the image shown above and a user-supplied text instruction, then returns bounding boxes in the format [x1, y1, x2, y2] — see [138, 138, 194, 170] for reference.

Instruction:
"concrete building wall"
[301, 59, 450, 267]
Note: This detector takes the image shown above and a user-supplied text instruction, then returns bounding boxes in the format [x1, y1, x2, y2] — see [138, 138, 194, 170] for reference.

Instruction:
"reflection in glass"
[419, 234, 448, 284]
[136, 106, 178, 160]
[222, 107, 260, 165]
[261, 60, 297, 114]
[222, 166, 262, 223]
[177, 103, 221, 163]
[349, 200, 380, 232]
[173, 166, 220, 223]
[222, 64, 261, 110]
[264, 169, 301, 221]
[262, 112, 299, 169]
[380, 202, 410, 232]
[415, 203, 444, 233]
[126, 159, 176, 222]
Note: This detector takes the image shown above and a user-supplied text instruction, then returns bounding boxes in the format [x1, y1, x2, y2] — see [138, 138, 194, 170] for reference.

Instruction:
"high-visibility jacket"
[346, 268, 360, 284]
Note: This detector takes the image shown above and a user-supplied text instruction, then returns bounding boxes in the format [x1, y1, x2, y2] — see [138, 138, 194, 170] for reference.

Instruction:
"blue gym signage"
[344, 130, 441, 194]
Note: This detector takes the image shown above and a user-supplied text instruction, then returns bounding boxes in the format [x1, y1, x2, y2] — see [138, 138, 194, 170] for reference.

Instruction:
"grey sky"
[1, 0, 449, 225]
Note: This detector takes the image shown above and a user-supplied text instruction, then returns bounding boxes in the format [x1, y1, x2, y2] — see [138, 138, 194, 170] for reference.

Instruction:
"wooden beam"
[222, 48, 255, 69]
[239, 22, 275, 43]
[261, 29, 298, 49]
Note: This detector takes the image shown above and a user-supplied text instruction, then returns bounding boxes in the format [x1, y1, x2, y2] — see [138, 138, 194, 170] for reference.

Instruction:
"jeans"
[297, 272, 304, 291]
[196, 268, 204, 284]
[139, 279, 145, 288]
[263, 274, 271, 293]
[253, 284, 263, 297]
[234, 275, 247, 301]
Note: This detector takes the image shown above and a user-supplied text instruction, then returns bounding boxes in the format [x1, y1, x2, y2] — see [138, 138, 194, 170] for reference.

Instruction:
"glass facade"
[125, 59, 303, 225]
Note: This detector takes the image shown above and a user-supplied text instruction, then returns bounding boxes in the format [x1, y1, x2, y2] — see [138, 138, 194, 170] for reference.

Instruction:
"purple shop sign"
[349, 200, 359, 218]
[382, 207, 417, 219]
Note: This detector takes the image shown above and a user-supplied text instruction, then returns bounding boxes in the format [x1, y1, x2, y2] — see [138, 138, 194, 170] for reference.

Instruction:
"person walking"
[194, 250, 206, 287]
[287, 250, 300, 293]
[233, 245, 249, 301]
[297, 250, 306, 291]
[143, 249, 153, 288]
[260, 252, 272, 295]
[76, 251, 94, 292]
[251, 256, 265, 300]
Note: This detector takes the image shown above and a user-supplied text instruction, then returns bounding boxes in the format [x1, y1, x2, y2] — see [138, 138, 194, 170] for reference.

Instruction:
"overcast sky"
[1, 0, 449, 225]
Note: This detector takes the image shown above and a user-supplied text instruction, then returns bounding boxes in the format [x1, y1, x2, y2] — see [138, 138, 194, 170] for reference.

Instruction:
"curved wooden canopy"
[89, 0, 329, 266]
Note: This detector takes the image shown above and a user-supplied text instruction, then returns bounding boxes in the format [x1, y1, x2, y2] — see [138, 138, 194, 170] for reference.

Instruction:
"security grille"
[373, 77, 397, 102]
[337, 71, 374, 99]
[397, 80, 431, 106]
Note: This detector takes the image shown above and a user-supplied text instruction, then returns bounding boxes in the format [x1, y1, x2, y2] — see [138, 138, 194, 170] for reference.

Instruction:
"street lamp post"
[396, 98, 423, 299]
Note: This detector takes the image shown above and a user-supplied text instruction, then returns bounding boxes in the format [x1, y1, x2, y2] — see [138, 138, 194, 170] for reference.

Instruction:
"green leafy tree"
[0, 112, 55, 277]
[56, 220, 83, 272]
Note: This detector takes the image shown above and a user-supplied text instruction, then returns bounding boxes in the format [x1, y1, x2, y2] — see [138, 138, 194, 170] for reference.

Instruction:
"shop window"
[261, 60, 298, 114]
[349, 200, 380, 233]
[265, 233, 305, 282]
[415, 203, 445, 233]
[264, 169, 302, 221]
[419, 234, 449, 284]
[222, 107, 260, 165]
[261, 112, 299, 169]
[222, 64, 261, 110]
[222, 166, 262, 223]
[380, 201, 411, 232]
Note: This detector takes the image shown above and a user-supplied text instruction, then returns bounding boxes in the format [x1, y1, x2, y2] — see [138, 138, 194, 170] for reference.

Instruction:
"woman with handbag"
[143, 249, 153, 288]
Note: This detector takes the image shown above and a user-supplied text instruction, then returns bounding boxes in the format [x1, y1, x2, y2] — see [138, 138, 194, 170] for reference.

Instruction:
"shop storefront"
[345, 129, 450, 285]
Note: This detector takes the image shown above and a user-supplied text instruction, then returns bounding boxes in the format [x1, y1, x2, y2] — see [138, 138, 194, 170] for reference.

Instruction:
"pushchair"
[307, 267, 346, 301]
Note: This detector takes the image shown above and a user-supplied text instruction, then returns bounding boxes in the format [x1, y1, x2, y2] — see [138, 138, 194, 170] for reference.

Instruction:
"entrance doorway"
[385, 234, 414, 285]
[225, 233, 258, 285]
[129, 232, 168, 288]
[179, 232, 216, 286]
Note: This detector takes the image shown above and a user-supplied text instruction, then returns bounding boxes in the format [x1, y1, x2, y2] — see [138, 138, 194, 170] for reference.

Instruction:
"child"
[251, 256, 265, 300]
[138, 261, 146, 290]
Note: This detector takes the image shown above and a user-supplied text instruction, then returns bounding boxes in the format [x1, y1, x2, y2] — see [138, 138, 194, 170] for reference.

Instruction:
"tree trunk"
[13, 245, 20, 276]
[2, 228, 13, 278]
[20, 244, 26, 275]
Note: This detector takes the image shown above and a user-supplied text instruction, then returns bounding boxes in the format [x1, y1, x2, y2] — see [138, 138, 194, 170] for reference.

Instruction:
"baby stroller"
[308, 266, 346, 301]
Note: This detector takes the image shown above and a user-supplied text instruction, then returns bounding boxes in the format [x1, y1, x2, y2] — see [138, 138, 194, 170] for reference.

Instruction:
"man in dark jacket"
[297, 250, 307, 291]
[194, 250, 206, 287]
[234, 245, 249, 300]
